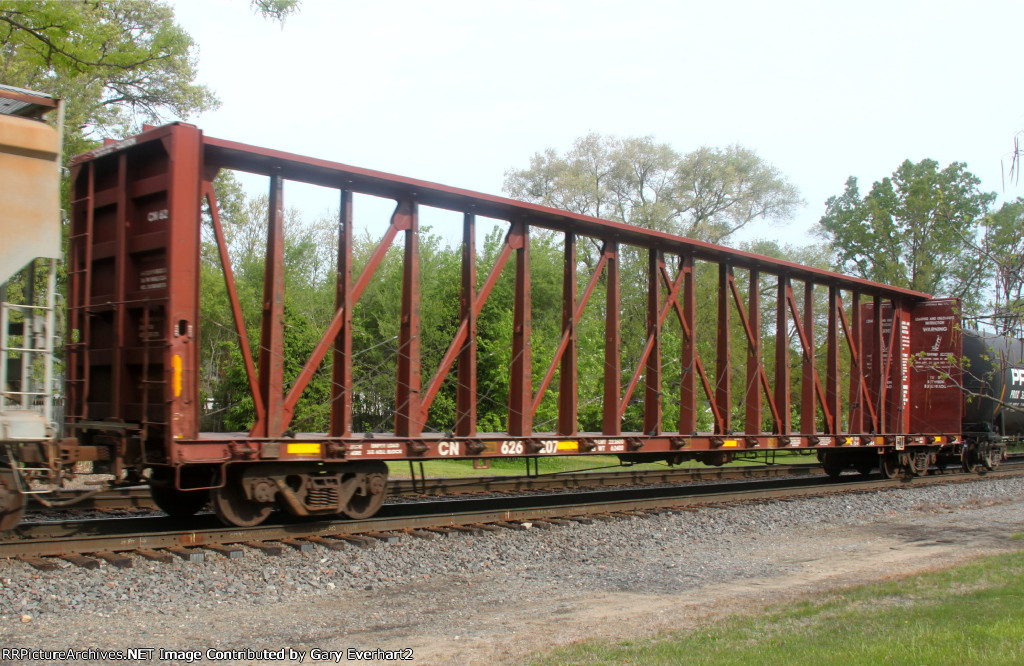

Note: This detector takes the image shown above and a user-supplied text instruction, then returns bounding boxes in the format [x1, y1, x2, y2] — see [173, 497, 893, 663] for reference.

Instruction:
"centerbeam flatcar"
[1, 95, 1021, 530]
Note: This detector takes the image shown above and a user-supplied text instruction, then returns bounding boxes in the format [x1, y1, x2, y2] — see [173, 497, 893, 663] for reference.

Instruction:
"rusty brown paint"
[826, 285, 841, 434]
[679, 254, 697, 434]
[716, 265, 731, 434]
[62, 124, 970, 483]
[456, 212, 477, 437]
[508, 221, 532, 436]
[644, 250, 662, 435]
[420, 231, 514, 424]
[255, 174, 286, 438]
[199, 135, 930, 303]
[395, 200, 421, 437]
[204, 185, 265, 426]
[331, 190, 354, 437]
[558, 232, 578, 435]
[774, 276, 791, 435]
[603, 241, 621, 436]
[660, 261, 721, 431]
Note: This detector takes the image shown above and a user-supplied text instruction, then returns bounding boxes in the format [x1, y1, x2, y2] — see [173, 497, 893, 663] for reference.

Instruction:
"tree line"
[4, 0, 1022, 435]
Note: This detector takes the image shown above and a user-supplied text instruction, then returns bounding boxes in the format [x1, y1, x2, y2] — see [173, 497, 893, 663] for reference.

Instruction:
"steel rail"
[25, 462, 826, 511]
[5, 465, 1024, 560]
[26, 453, 1024, 511]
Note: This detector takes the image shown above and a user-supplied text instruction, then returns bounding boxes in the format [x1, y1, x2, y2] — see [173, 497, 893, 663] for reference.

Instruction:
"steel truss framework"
[66, 123, 963, 471]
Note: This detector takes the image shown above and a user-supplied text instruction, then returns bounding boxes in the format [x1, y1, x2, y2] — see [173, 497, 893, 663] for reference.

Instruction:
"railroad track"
[27, 462, 826, 512]
[28, 453, 1024, 512]
[6, 463, 1024, 567]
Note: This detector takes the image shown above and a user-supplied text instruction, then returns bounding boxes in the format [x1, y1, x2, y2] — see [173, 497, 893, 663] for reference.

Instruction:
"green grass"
[532, 551, 1024, 665]
[386, 451, 815, 478]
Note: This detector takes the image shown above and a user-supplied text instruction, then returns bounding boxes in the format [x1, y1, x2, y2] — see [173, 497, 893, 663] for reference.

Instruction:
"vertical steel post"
[800, 283, 816, 435]
[644, 250, 662, 435]
[167, 125, 203, 441]
[746, 269, 762, 433]
[0, 296, 6, 410]
[456, 212, 478, 437]
[112, 152, 128, 419]
[679, 254, 696, 434]
[395, 200, 421, 437]
[508, 221, 532, 436]
[256, 173, 286, 438]
[716, 264, 731, 434]
[206, 186, 265, 432]
[775, 277, 791, 434]
[43, 259, 56, 424]
[826, 285, 840, 434]
[559, 232, 578, 435]
[873, 296, 885, 431]
[849, 292, 863, 434]
[330, 190, 354, 437]
[21, 261, 34, 409]
[603, 241, 621, 436]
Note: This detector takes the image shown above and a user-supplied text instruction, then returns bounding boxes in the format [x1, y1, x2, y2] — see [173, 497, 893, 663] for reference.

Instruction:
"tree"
[503, 133, 803, 244]
[817, 159, 996, 311]
[250, 0, 301, 24]
[979, 199, 1024, 335]
[0, 0, 299, 157]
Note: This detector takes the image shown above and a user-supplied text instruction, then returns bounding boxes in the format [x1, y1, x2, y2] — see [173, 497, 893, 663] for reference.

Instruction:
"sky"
[170, 0, 1024, 247]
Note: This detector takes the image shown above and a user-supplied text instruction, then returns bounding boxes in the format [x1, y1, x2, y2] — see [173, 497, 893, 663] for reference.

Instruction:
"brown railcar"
[55, 122, 1002, 527]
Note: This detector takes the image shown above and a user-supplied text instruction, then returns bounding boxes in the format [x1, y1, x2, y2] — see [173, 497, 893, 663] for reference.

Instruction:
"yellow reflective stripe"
[172, 354, 182, 397]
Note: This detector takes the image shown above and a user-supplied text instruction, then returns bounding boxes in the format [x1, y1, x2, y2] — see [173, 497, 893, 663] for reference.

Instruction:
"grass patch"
[386, 451, 815, 478]
[533, 551, 1024, 665]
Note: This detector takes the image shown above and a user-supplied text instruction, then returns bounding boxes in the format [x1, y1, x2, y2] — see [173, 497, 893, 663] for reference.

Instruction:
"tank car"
[959, 329, 1024, 469]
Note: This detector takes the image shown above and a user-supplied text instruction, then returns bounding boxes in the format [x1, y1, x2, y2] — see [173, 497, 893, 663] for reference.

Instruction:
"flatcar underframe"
[3, 121, 1009, 529]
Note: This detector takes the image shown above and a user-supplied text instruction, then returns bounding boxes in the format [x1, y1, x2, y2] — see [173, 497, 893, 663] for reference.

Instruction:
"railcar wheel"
[961, 442, 989, 473]
[819, 452, 845, 479]
[878, 453, 899, 479]
[854, 458, 875, 476]
[343, 466, 388, 519]
[149, 469, 210, 518]
[0, 468, 25, 532]
[150, 484, 209, 518]
[212, 474, 273, 527]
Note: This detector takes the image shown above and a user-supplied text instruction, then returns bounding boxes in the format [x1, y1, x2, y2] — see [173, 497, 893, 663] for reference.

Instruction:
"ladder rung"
[1, 302, 50, 311]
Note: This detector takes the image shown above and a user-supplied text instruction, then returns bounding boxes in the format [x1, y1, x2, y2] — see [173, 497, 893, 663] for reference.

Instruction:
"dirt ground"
[315, 508, 1024, 664]
[4, 489, 1023, 665]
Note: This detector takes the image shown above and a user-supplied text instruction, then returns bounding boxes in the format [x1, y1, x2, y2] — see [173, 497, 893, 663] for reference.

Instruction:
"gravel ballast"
[2, 475, 1023, 664]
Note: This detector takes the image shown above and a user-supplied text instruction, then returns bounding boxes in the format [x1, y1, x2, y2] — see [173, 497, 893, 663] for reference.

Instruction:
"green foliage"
[817, 159, 996, 310]
[249, 0, 301, 24]
[200, 174, 336, 432]
[979, 199, 1024, 335]
[1, 0, 300, 162]
[503, 133, 803, 243]
[0, 0, 217, 159]
[503, 134, 813, 434]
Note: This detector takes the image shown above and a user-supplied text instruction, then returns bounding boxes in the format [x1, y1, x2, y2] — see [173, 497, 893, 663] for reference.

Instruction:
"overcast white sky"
[171, 0, 1024, 246]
